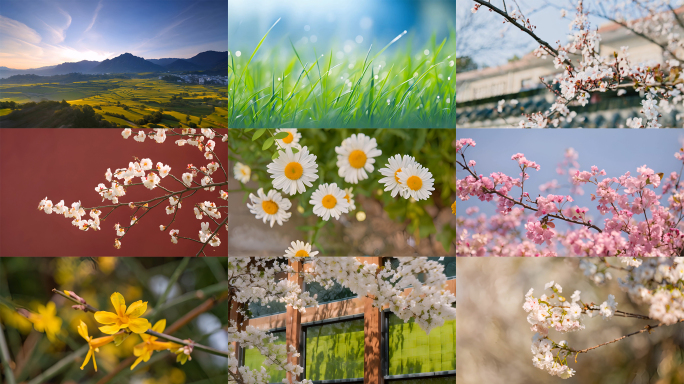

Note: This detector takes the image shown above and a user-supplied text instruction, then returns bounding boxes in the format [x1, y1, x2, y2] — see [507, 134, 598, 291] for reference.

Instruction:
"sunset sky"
[0, 0, 227, 69]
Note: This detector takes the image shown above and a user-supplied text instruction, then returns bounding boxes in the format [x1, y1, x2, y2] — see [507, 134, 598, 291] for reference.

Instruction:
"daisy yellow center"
[322, 194, 337, 209]
[344, 194, 351, 203]
[284, 162, 303, 180]
[295, 250, 309, 256]
[262, 200, 279, 215]
[283, 132, 294, 144]
[348, 150, 367, 169]
[407, 176, 423, 191]
[394, 168, 402, 183]
[241, 168, 247, 175]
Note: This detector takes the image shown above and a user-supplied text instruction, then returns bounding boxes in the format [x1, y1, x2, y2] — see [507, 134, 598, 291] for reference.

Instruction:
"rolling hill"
[0, 51, 228, 78]
[91, 53, 164, 73]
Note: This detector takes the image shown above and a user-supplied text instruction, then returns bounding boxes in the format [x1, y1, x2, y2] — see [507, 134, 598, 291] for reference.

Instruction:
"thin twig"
[568, 319, 684, 355]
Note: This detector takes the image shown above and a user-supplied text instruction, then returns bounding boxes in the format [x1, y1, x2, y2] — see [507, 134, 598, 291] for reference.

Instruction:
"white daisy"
[343, 187, 356, 211]
[309, 183, 351, 221]
[247, 188, 292, 227]
[267, 146, 319, 195]
[335, 133, 382, 184]
[283, 240, 319, 257]
[233, 162, 251, 184]
[378, 154, 417, 198]
[397, 163, 435, 201]
[275, 128, 301, 149]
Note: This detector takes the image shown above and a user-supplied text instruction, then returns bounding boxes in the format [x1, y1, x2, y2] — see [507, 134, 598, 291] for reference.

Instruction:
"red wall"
[0, 128, 227, 256]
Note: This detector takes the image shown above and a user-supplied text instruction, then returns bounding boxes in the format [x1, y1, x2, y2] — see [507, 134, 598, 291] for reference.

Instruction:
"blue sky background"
[0, 0, 227, 69]
[228, 0, 455, 63]
[456, 129, 682, 231]
[458, 0, 607, 68]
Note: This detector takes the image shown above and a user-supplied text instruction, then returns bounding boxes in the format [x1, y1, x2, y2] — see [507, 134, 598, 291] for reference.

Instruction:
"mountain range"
[0, 51, 227, 78]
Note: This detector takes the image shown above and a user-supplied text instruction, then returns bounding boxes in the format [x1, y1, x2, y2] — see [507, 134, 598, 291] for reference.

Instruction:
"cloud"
[0, 15, 42, 45]
[130, 16, 192, 54]
[57, 6, 72, 31]
[46, 44, 114, 63]
[37, 6, 72, 44]
[0, 14, 111, 69]
[84, 0, 104, 34]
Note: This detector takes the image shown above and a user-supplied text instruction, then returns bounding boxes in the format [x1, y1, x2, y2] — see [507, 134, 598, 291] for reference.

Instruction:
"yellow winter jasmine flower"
[94, 292, 150, 335]
[0, 305, 32, 334]
[78, 320, 115, 371]
[26, 302, 63, 343]
[131, 319, 177, 370]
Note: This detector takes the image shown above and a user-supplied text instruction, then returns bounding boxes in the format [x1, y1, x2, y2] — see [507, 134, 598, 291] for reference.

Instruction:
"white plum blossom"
[170, 229, 179, 244]
[140, 158, 153, 171]
[133, 131, 146, 142]
[182, 172, 194, 187]
[38, 128, 227, 256]
[156, 162, 171, 178]
[143, 172, 161, 190]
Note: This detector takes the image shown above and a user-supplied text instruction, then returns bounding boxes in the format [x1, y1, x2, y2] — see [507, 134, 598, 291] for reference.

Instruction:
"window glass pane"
[305, 280, 357, 305]
[248, 300, 287, 318]
[388, 314, 455, 375]
[243, 331, 287, 383]
[387, 376, 456, 384]
[246, 262, 289, 318]
[305, 319, 365, 381]
[388, 257, 455, 280]
[436, 257, 455, 279]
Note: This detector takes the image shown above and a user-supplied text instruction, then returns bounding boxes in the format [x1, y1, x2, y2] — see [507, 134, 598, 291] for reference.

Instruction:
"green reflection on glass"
[243, 331, 287, 383]
[387, 376, 456, 384]
[305, 319, 365, 380]
[389, 314, 456, 375]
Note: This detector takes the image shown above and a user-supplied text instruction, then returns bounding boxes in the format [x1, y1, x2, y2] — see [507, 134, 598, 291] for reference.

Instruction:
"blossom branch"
[52, 289, 228, 357]
[567, 319, 684, 355]
[457, 155, 603, 232]
[472, 0, 571, 66]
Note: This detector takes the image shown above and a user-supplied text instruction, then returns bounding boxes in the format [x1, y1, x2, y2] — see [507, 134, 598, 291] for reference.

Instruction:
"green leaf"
[263, 136, 275, 150]
[274, 131, 289, 139]
[436, 225, 456, 253]
[291, 147, 300, 154]
[418, 213, 436, 238]
[252, 128, 267, 141]
[272, 151, 280, 160]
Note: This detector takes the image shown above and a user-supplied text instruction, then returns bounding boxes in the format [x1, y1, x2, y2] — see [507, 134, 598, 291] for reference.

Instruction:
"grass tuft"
[229, 27, 455, 128]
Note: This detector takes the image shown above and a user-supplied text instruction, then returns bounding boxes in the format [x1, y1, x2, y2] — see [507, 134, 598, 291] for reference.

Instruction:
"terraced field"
[0, 79, 227, 128]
